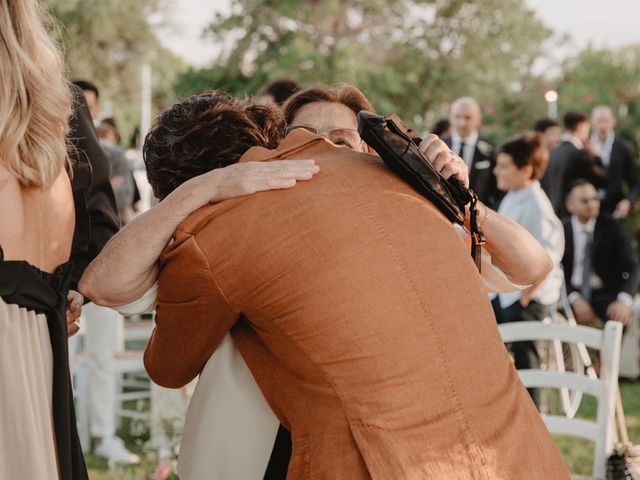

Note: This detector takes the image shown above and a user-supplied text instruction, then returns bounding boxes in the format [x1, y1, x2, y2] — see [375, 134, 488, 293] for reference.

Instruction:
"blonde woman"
[0, 0, 87, 478]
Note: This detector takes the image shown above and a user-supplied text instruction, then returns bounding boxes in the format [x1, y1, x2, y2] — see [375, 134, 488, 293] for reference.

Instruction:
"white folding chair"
[499, 320, 623, 479]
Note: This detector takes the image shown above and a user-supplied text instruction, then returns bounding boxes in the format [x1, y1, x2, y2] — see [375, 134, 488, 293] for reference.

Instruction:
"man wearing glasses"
[562, 179, 638, 326]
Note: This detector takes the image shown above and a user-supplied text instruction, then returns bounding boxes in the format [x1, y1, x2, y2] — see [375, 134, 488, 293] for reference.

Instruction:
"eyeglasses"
[577, 196, 600, 205]
[286, 125, 363, 150]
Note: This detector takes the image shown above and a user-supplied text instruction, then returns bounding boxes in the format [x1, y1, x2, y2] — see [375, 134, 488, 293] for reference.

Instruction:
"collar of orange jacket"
[239, 129, 329, 163]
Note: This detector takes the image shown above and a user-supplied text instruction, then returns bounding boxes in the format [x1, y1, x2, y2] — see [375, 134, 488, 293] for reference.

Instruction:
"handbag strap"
[469, 193, 486, 273]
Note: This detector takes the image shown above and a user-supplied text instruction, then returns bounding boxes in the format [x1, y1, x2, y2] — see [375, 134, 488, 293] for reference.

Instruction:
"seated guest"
[533, 117, 561, 151]
[562, 179, 639, 326]
[493, 132, 564, 407]
[141, 91, 569, 478]
[541, 111, 607, 216]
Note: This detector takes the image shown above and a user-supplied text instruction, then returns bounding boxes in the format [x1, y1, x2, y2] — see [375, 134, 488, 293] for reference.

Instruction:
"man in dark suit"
[562, 179, 638, 326]
[591, 105, 639, 218]
[542, 111, 607, 216]
[69, 83, 120, 289]
[442, 96, 501, 208]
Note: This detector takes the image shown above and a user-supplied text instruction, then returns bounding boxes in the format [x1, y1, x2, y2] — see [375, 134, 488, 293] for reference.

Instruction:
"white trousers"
[82, 303, 123, 438]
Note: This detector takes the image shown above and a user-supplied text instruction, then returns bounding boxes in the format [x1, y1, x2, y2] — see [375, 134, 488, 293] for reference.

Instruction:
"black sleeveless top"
[0, 248, 88, 480]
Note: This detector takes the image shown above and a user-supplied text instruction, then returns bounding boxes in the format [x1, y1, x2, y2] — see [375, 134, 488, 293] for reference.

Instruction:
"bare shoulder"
[0, 164, 24, 252]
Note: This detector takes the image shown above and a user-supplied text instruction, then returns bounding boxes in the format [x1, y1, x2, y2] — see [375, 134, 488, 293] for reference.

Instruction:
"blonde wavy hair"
[0, 0, 71, 188]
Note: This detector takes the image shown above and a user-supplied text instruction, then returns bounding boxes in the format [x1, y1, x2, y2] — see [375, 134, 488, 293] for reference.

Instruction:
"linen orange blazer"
[145, 129, 569, 479]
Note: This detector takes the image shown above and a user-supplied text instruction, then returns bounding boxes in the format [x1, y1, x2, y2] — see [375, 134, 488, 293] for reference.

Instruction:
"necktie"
[458, 140, 466, 157]
[580, 229, 593, 300]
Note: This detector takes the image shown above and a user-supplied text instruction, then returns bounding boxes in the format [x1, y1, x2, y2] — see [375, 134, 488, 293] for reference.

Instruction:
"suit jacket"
[541, 140, 607, 217]
[146, 129, 568, 480]
[602, 137, 639, 214]
[443, 134, 501, 208]
[68, 84, 120, 289]
[562, 215, 639, 297]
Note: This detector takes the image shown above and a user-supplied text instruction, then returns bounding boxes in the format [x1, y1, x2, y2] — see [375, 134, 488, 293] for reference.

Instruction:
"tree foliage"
[175, 0, 554, 137]
[47, 0, 186, 146]
[556, 45, 640, 145]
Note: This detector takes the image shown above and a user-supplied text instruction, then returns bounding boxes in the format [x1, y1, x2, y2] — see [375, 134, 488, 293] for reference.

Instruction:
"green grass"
[553, 380, 640, 476]
[88, 380, 640, 479]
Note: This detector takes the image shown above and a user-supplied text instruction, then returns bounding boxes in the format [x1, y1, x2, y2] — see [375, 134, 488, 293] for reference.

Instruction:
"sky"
[158, 0, 640, 67]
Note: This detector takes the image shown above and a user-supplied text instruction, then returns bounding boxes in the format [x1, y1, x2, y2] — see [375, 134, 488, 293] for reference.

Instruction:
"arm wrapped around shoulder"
[144, 232, 239, 388]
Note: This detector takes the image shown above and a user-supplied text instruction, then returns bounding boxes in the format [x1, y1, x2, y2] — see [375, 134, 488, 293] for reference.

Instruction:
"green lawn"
[88, 380, 640, 478]
[554, 379, 640, 476]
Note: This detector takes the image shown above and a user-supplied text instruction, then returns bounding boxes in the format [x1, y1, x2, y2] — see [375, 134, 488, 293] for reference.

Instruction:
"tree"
[176, 0, 554, 138]
[555, 45, 640, 146]
[47, 0, 186, 146]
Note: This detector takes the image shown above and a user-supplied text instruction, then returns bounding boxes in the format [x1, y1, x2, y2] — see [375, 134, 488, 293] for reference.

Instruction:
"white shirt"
[497, 181, 564, 308]
[451, 130, 479, 169]
[569, 216, 602, 292]
[591, 131, 614, 167]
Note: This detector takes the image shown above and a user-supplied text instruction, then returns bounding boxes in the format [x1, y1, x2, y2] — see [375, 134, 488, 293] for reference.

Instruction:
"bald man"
[591, 105, 639, 218]
[443, 97, 501, 208]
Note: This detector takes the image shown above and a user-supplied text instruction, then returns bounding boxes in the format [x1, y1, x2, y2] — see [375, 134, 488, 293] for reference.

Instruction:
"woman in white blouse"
[493, 131, 565, 407]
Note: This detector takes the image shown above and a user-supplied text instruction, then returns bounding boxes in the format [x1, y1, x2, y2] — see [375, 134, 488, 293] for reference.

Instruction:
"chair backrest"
[498, 320, 623, 479]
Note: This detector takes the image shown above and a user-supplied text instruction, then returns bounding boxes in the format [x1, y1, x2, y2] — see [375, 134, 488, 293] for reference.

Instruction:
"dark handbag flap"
[357, 111, 470, 225]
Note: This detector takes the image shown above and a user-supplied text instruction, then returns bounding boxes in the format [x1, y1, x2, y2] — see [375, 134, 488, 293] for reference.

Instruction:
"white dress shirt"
[591, 131, 614, 167]
[497, 181, 565, 308]
[451, 130, 479, 169]
[569, 216, 602, 292]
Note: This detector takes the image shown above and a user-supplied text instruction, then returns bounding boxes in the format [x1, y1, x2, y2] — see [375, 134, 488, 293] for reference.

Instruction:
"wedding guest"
[73, 79, 139, 464]
[73, 79, 101, 122]
[442, 96, 501, 208]
[0, 0, 87, 477]
[493, 132, 564, 406]
[82, 85, 553, 478]
[97, 122, 134, 222]
[260, 77, 302, 106]
[562, 179, 638, 326]
[541, 110, 607, 216]
[142, 90, 569, 479]
[533, 117, 562, 151]
[591, 105, 639, 218]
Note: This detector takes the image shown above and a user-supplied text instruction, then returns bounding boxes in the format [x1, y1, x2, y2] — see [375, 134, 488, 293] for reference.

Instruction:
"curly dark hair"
[143, 91, 286, 200]
[498, 131, 549, 180]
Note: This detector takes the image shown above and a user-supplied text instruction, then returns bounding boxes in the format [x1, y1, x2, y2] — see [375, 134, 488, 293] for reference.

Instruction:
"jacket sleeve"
[622, 141, 639, 204]
[144, 232, 240, 388]
[612, 219, 639, 296]
[68, 84, 120, 290]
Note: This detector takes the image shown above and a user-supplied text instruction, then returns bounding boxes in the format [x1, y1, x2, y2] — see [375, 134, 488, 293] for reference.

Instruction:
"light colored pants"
[82, 303, 123, 438]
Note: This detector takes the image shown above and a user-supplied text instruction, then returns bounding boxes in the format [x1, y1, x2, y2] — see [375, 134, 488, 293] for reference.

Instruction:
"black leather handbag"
[357, 111, 485, 271]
